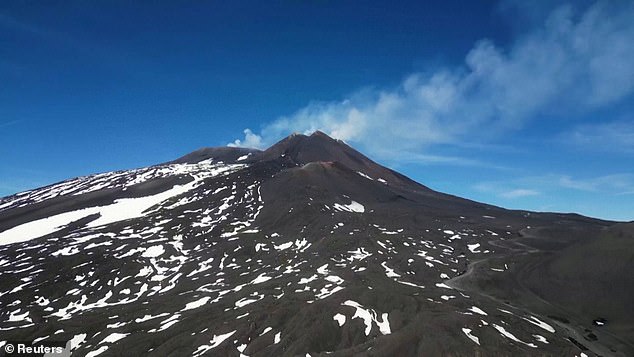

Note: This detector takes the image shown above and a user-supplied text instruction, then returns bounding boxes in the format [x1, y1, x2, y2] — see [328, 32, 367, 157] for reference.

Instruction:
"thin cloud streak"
[374, 150, 513, 171]
[473, 183, 541, 200]
[558, 174, 634, 193]
[476, 173, 634, 197]
[500, 189, 540, 199]
[566, 120, 634, 154]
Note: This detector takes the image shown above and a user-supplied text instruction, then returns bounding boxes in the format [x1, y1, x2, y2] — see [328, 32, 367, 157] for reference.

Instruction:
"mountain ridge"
[0, 131, 630, 356]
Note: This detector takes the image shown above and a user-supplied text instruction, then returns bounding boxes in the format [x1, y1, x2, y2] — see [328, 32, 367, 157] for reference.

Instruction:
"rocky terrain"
[0, 131, 632, 356]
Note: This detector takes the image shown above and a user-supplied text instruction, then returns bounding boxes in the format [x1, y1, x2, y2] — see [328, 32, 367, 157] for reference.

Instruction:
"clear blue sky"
[1, 0, 633, 221]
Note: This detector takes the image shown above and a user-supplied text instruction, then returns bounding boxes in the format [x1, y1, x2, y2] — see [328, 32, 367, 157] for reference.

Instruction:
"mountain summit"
[0, 132, 632, 356]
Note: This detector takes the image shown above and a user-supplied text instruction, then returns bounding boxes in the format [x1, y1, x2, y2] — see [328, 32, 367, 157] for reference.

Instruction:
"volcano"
[0, 131, 632, 356]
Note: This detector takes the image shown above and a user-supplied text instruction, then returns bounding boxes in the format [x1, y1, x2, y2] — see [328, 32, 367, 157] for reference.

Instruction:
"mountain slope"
[0, 132, 630, 357]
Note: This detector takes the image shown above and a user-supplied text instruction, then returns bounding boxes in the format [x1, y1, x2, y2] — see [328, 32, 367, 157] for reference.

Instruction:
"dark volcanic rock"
[0, 132, 631, 357]
[169, 146, 260, 165]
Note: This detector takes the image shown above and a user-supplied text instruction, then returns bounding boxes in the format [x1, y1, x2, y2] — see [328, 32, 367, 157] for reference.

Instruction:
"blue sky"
[1, 1, 633, 221]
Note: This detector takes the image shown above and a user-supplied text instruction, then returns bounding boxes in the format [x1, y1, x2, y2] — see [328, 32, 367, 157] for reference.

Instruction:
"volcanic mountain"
[0, 132, 632, 356]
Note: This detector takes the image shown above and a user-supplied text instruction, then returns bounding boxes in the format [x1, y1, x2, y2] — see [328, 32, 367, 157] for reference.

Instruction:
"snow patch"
[492, 324, 537, 348]
[182, 296, 211, 311]
[193, 330, 236, 356]
[468, 306, 488, 316]
[462, 328, 480, 345]
[342, 300, 391, 336]
[333, 313, 346, 326]
[467, 243, 481, 253]
[333, 201, 365, 213]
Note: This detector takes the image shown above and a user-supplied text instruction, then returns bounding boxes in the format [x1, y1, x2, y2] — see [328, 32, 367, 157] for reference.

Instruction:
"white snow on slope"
[193, 330, 236, 356]
[0, 160, 242, 211]
[462, 328, 480, 345]
[0, 180, 196, 246]
[87, 179, 199, 228]
[333, 313, 346, 326]
[492, 324, 537, 348]
[467, 243, 481, 253]
[0, 208, 102, 246]
[142, 245, 165, 258]
[182, 296, 211, 312]
[85, 346, 108, 357]
[0, 162, 246, 246]
[333, 201, 365, 213]
[468, 306, 488, 316]
[381, 261, 401, 278]
[342, 300, 391, 336]
[236, 153, 252, 161]
[100, 333, 128, 344]
[522, 315, 555, 333]
[69, 333, 87, 350]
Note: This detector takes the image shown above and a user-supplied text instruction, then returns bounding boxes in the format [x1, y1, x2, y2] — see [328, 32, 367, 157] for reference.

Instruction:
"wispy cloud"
[477, 173, 634, 198]
[473, 172, 634, 220]
[500, 189, 540, 199]
[230, 1, 634, 163]
[565, 120, 634, 154]
[474, 182, 540, 200]
[558, 174, 634, 193]
[360, 148, 512, 169]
